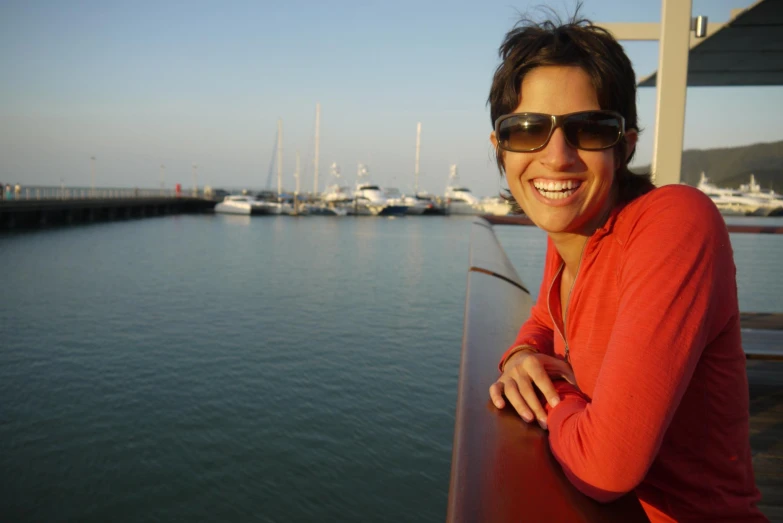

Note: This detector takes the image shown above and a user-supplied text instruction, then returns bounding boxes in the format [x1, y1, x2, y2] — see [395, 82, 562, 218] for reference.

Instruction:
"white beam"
[599, 21, 725, 46]
[651, 0, 692, 186]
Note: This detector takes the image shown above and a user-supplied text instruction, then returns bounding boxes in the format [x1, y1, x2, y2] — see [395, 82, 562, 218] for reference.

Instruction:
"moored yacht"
[739, 174, 783, 216]
[308, 162, 352, 215]
[480, 196, 512, 216]
[445, 165, 482, 215]
[384, 187, 429, 215]
[696, 172, 764, 216]
[214, 195, 281, 215]
[353, 164, 408, 216]
[415, 192, 448, 215]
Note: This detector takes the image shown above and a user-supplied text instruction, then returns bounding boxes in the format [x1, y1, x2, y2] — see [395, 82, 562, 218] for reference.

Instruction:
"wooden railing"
[447, 218, 649, 522]
[483, 214, 783, 235]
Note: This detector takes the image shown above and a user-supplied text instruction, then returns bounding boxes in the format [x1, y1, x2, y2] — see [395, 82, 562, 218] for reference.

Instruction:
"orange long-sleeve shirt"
[500, 185, 765, 522]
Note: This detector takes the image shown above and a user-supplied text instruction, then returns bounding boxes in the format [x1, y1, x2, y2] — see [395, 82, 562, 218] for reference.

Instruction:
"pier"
[0, 191, 216, 230]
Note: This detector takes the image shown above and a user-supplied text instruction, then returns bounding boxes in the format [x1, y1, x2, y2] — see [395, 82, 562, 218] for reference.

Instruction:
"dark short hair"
[488, 12, 654, 212]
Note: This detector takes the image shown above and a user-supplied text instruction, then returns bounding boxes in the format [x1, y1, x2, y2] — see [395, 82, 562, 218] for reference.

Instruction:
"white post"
[295, 150, 301, 195]
[90, 156, 96, 197]
[277, 118, 284, 198]
[414, 122, 421, 193]
[651, 0, 692, 186]
[192, 164, 198, 197]
[313, 102, 320, 195]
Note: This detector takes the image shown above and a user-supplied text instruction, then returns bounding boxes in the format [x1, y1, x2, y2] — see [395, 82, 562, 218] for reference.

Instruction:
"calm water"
[1, 214, 782, 522]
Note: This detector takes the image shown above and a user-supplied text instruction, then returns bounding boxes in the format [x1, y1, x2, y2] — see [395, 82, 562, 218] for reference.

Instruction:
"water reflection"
[217, 214, 252, 227]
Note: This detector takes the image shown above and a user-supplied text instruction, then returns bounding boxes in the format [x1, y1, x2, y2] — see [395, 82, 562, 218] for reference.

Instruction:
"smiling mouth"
[532, 179, 582, 200]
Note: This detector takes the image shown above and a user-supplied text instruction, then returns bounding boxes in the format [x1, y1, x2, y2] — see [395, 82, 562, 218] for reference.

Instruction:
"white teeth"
[532, 179, 581, 199]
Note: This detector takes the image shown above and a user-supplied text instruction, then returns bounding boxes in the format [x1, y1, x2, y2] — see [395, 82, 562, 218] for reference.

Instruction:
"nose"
[540, 127, 578, 172]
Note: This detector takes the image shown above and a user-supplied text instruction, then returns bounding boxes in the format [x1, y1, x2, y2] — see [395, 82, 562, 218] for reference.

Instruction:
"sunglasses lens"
[563, 112, 622, 150]
[498, 114, 552, 152]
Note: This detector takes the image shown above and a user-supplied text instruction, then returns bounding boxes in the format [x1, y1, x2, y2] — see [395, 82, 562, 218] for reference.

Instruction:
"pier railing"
[0, 185, 207, 202]
[447, 217, 649, 522]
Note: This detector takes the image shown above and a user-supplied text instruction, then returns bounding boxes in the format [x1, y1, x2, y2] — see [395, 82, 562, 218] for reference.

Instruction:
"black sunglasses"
[494, 110, 625, 152]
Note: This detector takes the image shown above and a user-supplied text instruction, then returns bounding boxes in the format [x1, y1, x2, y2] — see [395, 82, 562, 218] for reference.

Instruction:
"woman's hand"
[489, 350, 577, 430]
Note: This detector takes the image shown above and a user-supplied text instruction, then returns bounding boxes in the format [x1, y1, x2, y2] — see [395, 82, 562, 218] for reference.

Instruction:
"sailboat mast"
[277, 118, 283, 197]
[314, 102, 321, 194]
[295, 151, 301, 195]
[414, 122, 421, 193]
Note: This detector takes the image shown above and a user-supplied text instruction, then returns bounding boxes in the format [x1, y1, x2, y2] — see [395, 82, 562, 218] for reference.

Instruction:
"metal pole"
[192, 164, 198, 197]
[313, 102, 320, 195]
[90, 156, 96, 197]
[414, 122, 421, 194]
[295, 150, 301, 214]
[277, 119, 283, 198]
[160, 164, 165, 195]
[651, 0, 692, 186]
[295, 150, 301, 195]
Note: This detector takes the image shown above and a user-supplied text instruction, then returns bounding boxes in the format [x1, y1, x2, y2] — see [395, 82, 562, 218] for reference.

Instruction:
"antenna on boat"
[330, 162, 341, 187]
[313, 103, 321, 195]
[277, 118, 283, 198]
[414, 122, 421, 194]
[357, 163, 369, 184]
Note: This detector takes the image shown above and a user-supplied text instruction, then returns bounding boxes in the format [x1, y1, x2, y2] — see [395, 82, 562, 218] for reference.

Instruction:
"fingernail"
[549, 397, 560, 408]
[522, 413, 532, 423]
[538, 419, 548, 430]
[494, 401, 503, 409]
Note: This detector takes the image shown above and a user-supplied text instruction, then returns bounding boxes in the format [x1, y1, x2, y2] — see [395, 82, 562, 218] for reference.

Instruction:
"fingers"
[503, 379, 538, 424]
[489, 381, 506, 409]
[489, 378, 542, 428]
[527, 363, 561, 409]
[514, 376, 549, 429]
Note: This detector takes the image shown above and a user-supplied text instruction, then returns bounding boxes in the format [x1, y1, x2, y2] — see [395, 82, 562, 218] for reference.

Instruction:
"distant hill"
[631, 140, 783, 190]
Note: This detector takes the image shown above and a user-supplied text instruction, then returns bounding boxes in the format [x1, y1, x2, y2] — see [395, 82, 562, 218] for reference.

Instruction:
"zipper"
[547, 239, 589, 363]
[547, 263, 567, 359]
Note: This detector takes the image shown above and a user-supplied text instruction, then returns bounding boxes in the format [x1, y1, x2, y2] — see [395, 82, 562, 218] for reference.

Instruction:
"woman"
[486, 15, 765, 523]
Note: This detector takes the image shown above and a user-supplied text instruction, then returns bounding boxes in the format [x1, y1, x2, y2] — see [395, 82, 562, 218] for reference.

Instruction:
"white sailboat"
[392, 122, 435, 215]
[311, 162, 351, 215]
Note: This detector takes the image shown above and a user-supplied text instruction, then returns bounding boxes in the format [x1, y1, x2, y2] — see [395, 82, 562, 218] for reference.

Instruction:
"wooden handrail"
[447, 218, 649, 522]
[482, 214, 783, 234]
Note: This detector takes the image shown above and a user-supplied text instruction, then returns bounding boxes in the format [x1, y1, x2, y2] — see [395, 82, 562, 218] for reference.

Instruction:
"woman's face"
[492, 66, 634, 237]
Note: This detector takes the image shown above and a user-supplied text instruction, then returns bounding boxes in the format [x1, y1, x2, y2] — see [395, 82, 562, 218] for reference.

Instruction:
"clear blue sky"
[1, 0, 780, 196]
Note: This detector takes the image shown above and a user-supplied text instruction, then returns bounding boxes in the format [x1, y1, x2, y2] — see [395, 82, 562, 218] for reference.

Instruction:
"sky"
[1, 0, 781, 197]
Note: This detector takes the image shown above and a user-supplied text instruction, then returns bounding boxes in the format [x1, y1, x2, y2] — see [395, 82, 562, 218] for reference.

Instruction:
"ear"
[490, 131, 498, 150]
[624, 129, 638, 162]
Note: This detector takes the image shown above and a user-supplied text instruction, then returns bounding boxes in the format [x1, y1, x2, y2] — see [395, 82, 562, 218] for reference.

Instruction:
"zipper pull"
[564, 343, 570, 363]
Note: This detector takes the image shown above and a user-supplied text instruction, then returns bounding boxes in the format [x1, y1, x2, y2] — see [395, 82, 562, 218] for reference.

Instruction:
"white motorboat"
[696, 173, 764, 216]
[214, 195, 281, 215]
[384, 188, 429, 215]
[739, 174, 783, 216]
[414, 192, 448, 215]
[480, 196, 512, 216]
[353, 164, 408, 216]
[444, 164, 482, 215]
[311, 162, 352, 215]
